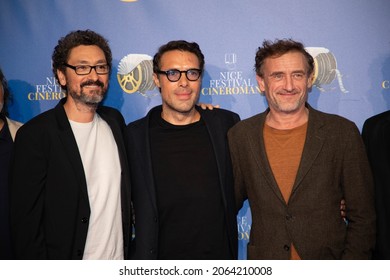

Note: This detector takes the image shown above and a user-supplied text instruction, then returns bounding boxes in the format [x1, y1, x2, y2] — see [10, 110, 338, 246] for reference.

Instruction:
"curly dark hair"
[153, 40, 205, 73]
[52, 30, 112, 89]
[254, 39, 314, 77]
[0, 66, 11, 116]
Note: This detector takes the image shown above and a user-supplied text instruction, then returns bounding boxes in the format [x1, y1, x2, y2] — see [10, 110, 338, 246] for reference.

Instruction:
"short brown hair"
[254, 39, 314, 77]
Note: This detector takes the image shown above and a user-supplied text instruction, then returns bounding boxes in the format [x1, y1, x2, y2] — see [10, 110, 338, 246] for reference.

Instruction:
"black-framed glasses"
[63, 63, 110, 75]
[156, 69, 202, 82]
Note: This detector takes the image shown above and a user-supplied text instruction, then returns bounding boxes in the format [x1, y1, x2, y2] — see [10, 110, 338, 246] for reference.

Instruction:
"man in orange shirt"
[228, 39, 375, 259]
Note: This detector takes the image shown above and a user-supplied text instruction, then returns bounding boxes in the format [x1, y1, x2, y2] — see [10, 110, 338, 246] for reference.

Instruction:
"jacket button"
[81, 217, 89, 223]
[286, 214, 293, 221]
[77, 249, 83, 256]
[150, 249, 155, 254]
[284, 245, 290, 251]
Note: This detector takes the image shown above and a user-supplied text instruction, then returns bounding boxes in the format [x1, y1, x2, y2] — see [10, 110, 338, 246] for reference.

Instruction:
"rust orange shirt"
[264, 122, 308, 259]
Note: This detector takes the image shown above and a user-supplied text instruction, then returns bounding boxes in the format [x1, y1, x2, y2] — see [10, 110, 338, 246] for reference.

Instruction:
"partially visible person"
[362, 111, 390, 259]
[228, 39, 375, 259]
[127, 40, 239, 259]
[9, 30, 132, 259]
[0, 67, 22, 260]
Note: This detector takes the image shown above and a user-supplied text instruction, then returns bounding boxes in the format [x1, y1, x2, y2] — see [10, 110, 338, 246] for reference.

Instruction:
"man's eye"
[187, 70, 198, 76]
[167, 70, 179, 76]
[273, 74, 283, 80]
[293, 73, 304, 79]
[77, 65, 89, 71]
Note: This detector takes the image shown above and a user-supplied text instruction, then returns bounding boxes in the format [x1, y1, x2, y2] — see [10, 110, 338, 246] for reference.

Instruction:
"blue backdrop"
[1, 0, 390, 259]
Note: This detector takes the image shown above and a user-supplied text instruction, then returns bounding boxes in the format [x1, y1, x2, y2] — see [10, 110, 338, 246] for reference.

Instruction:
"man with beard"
[127, 40, 239, 259]
[9, 30, 132, 260]
[228, 39, 375, 259]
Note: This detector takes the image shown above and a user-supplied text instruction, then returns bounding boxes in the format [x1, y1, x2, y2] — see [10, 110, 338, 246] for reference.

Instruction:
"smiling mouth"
[278, 91, 299, 96]
[176, 91, 192, 98]
[83, 85, 101, 90]
[81, 80, 104, 89]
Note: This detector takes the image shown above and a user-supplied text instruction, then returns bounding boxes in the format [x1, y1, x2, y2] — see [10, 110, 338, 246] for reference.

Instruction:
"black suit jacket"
[126, 105, 239, 259]
[362, 110, 390, 259]
[9, 98, 132, 259]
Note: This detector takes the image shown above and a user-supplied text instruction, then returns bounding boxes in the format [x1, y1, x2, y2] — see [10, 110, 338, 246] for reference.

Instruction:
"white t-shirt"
[69, 114, 123, 260]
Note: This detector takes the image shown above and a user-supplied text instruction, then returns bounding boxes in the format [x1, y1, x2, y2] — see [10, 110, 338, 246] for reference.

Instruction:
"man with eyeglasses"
[9, 30, 132, 259]
[126, 40, 239, 259]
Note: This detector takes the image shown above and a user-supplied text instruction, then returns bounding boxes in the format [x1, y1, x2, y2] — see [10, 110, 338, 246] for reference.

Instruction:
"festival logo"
[305, 47, 348, 93]
[202, 52, 259, 96]
[117, 54, 157, 97]
[225, 53, 237, 70]
[28, 76, 65, 101]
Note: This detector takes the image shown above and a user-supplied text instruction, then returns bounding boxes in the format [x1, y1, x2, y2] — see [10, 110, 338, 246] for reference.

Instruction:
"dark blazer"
[126, 105, 239, 259]
[362, 110, 390, 259]
[228, 104, 375, 259]
[0, 115, 22, 260]
[9, 98, 132, 259]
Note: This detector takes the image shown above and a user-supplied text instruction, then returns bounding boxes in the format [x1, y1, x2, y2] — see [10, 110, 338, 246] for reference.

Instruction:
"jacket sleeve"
[227, 126, 247, 213]
[342, 123, 376, 259]
[362, 117, 390, 259]
[9, 125, 48, 259]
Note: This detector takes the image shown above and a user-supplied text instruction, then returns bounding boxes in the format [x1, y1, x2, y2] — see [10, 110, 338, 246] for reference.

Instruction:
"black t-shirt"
[150, 109, 230, 259]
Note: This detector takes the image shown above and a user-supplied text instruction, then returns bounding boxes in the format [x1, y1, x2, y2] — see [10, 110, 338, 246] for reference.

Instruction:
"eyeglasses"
[156, 69, 202, 82]
[63, 63, 110, 75]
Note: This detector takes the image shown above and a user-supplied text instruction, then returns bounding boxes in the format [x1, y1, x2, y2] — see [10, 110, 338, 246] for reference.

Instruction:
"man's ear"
[153, 73, 160, 88]
[57, 69, 67, 87]
[307, 72, 314, 89]
[256, 74, 266, 92]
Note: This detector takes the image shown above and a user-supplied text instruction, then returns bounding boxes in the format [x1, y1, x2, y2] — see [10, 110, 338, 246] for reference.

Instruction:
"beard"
[68, 80, 106, 107]
[270, 91, 307, 114]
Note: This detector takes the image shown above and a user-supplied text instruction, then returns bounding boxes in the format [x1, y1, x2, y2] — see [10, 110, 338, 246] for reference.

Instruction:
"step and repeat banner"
[1, 0, 390, 260]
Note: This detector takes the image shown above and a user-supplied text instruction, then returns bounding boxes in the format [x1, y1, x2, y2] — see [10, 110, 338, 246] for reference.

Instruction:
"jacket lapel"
[135, 108, 158, 213]
[291, 106, 325, 196]
[54, 100, 89, 202]
[100, 111, 128, 178]
[248, 112, 286, 204]
[199, 108, 228, 206]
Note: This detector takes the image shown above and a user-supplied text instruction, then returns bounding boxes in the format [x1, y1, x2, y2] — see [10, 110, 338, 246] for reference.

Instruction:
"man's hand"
[198, 103, 220, 110]
[340, 198, 347, 222]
